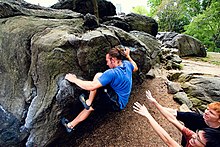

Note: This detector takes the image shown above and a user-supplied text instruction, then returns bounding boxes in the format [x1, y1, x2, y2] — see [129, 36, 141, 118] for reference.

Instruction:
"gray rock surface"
[173, 92, 193, 108]
[168, 72, 220, 110]
[157, 32, 206, 57]
[51, 0, 116, 18]
[167, 81, 183, 94]
[102, 13, 158, 36]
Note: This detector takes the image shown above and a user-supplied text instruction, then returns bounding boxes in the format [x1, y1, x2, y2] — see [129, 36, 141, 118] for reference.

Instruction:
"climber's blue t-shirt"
[98, 60, 134, 110]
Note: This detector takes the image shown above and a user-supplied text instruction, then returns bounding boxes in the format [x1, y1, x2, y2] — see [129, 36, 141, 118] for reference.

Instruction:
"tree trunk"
[92, 0, 99, 20]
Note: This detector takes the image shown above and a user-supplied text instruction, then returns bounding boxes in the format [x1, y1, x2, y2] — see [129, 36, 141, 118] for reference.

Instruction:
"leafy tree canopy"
[184, 1, 220, 52]
[131, 6, 149, 15]
[131, 0, 220, 52]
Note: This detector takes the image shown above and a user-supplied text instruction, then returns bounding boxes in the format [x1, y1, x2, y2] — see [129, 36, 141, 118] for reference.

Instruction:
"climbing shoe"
[61, 117, 74, 133]
[79, 94, 90, 110]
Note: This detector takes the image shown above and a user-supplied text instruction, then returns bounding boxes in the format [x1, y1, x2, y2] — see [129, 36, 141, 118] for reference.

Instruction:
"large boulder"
[181, 75, 220, 102]
[125, 13, 158, 37]
[168, 72, 220, 110]
[129, 31, 161, 66]
[0, 0, 161, 146]
[0, 0, 83, 18]
[157, 32, 207, 57]
[51, 0, 116, 18]
[51, 1, 158, 37]
[102, 13, 158, 37]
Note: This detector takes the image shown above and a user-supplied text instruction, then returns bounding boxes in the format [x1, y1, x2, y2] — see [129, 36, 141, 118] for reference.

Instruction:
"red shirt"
[182, 127, 194, 147]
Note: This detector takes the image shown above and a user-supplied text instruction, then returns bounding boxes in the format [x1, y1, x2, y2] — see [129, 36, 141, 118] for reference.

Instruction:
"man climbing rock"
[62, 45, 138, 132]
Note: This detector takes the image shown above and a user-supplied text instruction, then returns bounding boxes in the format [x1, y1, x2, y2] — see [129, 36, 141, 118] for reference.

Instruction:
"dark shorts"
[92, 85, 121, 112]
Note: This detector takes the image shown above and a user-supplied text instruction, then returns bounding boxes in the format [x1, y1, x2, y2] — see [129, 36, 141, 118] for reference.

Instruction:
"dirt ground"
[70, 77, 182, 147]
[178, 52, 220, 76]
[179, 59, 220, 76]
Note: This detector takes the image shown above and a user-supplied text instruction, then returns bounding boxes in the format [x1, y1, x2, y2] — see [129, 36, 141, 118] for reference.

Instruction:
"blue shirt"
[98, 60, 134, 109]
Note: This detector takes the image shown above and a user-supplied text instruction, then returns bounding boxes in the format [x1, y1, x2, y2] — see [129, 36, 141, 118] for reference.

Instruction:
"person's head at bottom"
[189, 128, 220, 147]
[203, 102, 220, 126]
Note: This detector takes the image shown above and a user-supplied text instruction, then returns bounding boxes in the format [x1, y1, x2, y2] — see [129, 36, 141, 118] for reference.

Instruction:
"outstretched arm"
[145, 90, 183, 131]
[133, 102, 181, 147]
[124, 47, 138, 72]
[65, 73, 102, 91]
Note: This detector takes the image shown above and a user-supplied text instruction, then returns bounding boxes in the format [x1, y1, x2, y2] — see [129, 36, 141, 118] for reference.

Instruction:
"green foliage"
[201, 0, 212, 11]
[146, 0, 220, 52]
[179, 63, 184, 70]
[182, 0, 202, 17]
[157, 0, 191, 32]
[147, 0, 162, 16]
[184, 1, 220, 52]
[151, 0, 191, 33]
[131, 6, 149, 15]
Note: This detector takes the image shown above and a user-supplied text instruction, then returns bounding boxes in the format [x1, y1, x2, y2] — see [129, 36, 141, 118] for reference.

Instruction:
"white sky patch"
[107, 0, 149, 14]
[24, 0, 58, 7]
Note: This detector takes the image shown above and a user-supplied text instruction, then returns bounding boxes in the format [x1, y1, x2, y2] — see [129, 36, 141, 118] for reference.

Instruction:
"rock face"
[0, 106, 26, 147]
[51, 0, 116, 18]
[181, 75, 220, 102]
[125, 13, 158, 37]
[52, 0, 159, 36]
[160, 47, 182, 70]
[102, 13, 158, 37]
[168, 72, 220, 111]
[157, 32, 207, 57]
[0, 0, 83, 18]
[0, 0, 161, 146]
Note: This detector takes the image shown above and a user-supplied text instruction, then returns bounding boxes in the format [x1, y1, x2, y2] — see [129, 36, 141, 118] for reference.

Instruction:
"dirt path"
[180, 59, 220, 76]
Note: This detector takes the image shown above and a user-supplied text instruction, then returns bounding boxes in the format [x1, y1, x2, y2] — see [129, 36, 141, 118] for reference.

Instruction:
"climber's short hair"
[108, 45, 126, 60]
[208, 102, 220, 117]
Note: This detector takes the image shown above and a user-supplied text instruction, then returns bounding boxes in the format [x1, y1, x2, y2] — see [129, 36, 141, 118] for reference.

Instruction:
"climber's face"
[106, 54, 117, 69]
